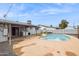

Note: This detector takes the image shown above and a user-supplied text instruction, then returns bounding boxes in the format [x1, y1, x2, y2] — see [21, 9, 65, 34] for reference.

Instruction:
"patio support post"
[8, 24, 12, 46]
[8, 24, 13, 55]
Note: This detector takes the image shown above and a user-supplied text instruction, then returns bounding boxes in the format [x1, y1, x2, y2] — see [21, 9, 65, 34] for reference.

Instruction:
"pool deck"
[13, 35, 79, 56]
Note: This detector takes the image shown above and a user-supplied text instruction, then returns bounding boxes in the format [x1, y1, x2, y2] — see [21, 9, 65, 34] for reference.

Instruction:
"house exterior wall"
[31, 27, 36, 34]
[36, 29, 42, 34]
[22, 26, 38, 36]
[22, 26, 27, 36]
[26, 27, 36, 35]
[0, 22, 39, 42]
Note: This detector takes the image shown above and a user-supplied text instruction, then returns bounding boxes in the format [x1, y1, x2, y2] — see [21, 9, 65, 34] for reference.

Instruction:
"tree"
[59, 19, 69, 29]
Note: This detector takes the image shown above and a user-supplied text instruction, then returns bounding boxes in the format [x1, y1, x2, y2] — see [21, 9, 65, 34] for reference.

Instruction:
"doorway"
[11, 27, 19, 37]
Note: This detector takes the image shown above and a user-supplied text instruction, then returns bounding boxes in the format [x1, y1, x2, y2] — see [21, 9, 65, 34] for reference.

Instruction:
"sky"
[0, 3, 79, 26]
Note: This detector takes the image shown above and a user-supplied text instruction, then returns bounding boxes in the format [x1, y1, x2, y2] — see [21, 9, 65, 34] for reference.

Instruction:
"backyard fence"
[53, 29, 78, 34]
[52, 29, 79, 38]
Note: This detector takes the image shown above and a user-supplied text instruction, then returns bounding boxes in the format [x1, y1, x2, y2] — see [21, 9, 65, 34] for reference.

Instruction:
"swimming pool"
[41, 34, 70, 41]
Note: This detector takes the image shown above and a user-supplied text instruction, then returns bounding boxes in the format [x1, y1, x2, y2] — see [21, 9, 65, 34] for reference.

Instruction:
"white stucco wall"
[26, 27, 36, 35]
[30, 27, 36, 34]
[23, 27, 41, 36]
[36, 29, 41, 33]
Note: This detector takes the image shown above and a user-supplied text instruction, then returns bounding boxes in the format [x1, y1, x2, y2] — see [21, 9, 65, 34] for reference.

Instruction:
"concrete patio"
[13, 35, 79, 56]
[0, 41, 16, 56]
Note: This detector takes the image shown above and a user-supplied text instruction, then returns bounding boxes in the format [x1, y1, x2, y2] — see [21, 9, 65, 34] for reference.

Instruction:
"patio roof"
[0, 19, 37, 27]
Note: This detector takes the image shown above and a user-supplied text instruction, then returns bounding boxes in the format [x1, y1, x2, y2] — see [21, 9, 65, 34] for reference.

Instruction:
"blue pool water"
[42, 34, 70, 41]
